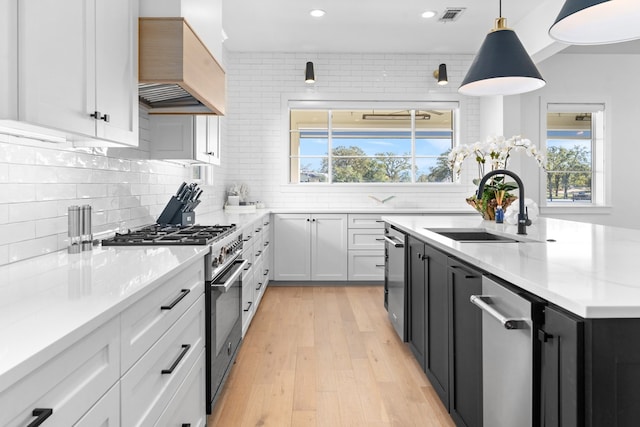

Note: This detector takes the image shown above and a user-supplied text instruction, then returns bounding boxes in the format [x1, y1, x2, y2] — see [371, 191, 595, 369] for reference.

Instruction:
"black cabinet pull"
[28, 408, 53, 427]
[244, 301, 253, 312]
[449, 265, 478, 279]
[376, 264, 385, 268]
[375, 220, 385, 223]
[417, 252, 428, 261]
[161, 344, 191, 374]
[206, 151, 215, 156]
[256, 282, 263, 291]
[264, 241, 269, 247]
[538, 329, 553, 342]
[244, 262, 252, 271]
[255, 250, 262, 257]
[90, 111, 102, 119]
[182, 424, 191, 427]
[263, 221, 270, 226]
[375, 238, 385, 242]
[161, 289, 190, 310]
[263, 269, 269, 276]
[101, 113, 110, 122]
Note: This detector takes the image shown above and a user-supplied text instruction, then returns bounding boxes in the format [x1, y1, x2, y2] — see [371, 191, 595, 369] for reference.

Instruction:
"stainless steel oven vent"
[138, 83, 205, 109]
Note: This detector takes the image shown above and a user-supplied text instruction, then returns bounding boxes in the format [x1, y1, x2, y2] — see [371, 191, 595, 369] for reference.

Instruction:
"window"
[545, 103, 605, 205]
[289, 102, 457, 184]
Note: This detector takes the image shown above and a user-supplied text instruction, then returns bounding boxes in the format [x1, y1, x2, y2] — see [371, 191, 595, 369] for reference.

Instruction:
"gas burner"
[102, 224, 237, 246]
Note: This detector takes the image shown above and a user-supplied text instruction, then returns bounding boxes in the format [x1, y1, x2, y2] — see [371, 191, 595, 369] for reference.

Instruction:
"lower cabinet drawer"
[348, 250, 385, 281]
[154, 348, 207, 427]
[348, 228, 385, 250]
[120, 262, 204, 373]
[0, 317, 120, 427]
[74, 382, 120, 427]
[121, 295, 205, 427]
[242, 272, 255, 335]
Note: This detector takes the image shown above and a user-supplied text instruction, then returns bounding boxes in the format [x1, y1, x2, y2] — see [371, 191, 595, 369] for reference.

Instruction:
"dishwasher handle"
[470, 295, 524, 330]
[383, 235, 404, 248]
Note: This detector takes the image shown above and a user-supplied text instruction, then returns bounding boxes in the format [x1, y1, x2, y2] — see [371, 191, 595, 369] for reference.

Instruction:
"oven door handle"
[212, 259, 248, 293]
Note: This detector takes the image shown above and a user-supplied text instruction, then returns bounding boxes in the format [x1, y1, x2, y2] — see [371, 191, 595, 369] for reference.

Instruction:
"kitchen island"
[384, 214, 640, 427]
[384, 215, 640, 319]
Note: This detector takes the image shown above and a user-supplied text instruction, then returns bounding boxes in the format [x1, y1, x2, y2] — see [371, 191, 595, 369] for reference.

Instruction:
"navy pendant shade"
[549, 0, 640, 45]
[459, 24, 545, 96]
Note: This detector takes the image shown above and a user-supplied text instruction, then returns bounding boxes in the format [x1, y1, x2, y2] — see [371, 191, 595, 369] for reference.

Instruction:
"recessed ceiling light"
[310, 9, 326, 18]
[421, 10, 436, 19]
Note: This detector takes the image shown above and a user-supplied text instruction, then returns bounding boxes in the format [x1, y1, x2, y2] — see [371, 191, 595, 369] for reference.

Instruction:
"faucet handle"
[524, 206, 532, 226]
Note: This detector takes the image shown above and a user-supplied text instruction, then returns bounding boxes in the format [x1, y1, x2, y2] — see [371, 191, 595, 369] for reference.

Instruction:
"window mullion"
[328, 110, 333, 184]
[411, 109, 416, 183]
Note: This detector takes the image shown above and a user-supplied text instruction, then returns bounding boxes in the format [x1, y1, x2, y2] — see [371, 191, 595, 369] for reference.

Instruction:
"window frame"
[288, 100, 460, 185]
[539, 99, 612, 212]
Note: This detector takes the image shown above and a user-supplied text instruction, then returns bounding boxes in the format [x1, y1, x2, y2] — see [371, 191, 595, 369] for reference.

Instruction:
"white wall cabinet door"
[17, 0, 138, 146]
[273, 214, 312, 281]
[94, 0, 138, 145]
[150, 115, 220, 164]
[311, 214, 348, 281]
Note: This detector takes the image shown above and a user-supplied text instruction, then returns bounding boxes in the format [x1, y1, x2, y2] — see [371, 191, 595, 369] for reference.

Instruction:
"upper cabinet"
[0, 0, 139, 146]
[150, 115, 221, 165]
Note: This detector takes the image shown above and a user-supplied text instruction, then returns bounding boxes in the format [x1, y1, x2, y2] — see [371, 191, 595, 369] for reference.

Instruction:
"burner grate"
[101, 224, 237, 246]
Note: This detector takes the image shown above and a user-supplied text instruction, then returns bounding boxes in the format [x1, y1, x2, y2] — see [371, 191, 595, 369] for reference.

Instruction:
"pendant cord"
[499, 0, 502, 18]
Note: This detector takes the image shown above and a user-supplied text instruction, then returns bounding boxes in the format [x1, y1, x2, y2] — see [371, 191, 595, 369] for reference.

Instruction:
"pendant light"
[305, 62, 315, 84]
[549, 0, 640, 45]
[459, 0, 545, 97]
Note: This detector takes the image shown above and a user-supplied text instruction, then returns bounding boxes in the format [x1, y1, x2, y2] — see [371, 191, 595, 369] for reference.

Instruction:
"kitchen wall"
[517, 52, 640, 229]
[0, 107, 226, 266]
[222, 52, 481, 210]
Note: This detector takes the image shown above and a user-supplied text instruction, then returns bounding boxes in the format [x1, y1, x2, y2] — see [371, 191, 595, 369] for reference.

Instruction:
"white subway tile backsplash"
[9, 235, 58, 263]
[0, 184, 37, 203]
[35, 216, 67, 238]
[36, 184, 77, 201]
[0, 164, 7, 182]
[9, 201, 59, 223]
[0, 222, 36, 246]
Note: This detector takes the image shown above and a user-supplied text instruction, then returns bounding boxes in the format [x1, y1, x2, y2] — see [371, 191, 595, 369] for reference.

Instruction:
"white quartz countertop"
[383, 215, 640, 319]
[0, 245, 209, 389]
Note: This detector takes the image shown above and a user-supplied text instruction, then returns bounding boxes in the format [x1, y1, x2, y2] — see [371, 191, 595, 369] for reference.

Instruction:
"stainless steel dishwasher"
[384, 225, 407, 341]
[470, 276, 543, 427]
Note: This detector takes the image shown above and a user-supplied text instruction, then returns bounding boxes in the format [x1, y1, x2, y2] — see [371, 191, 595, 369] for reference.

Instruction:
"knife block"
[156, 196, 184, 225]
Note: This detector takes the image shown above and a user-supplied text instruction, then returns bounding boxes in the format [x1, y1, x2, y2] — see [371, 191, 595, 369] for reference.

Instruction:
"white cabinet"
[74, 383, 120, 427]
[347, 214, 387, 281]
[121, 295, 205, 427]
[273, 213, 348, 281]
[10, 0, 138, 146]
[154, 349, 207, 427]
[150, 115, 221, 165]
[120, 261, 204, 372]
[240, 214, 271, 335]
[0, 317, 120, 427]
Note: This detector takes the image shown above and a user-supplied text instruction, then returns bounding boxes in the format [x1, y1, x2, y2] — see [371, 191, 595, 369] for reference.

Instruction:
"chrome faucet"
[477, 169, 532, 235]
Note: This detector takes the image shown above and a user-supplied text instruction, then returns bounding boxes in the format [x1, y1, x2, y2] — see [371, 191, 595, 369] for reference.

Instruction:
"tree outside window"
[290, 106, 456, 184]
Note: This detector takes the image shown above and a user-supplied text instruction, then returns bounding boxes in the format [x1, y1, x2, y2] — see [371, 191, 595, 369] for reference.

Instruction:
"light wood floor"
[208, 286, 455, 427]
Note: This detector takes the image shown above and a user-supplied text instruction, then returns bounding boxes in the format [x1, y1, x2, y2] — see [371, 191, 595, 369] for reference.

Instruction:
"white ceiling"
[222, 0, 546, 54]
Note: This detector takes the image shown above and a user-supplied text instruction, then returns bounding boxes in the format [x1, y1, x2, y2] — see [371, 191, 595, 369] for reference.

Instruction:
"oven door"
[206, 258, 247, 413]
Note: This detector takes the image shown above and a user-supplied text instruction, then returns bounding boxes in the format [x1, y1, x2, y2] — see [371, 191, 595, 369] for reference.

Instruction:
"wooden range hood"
[139, 18, 225, 115]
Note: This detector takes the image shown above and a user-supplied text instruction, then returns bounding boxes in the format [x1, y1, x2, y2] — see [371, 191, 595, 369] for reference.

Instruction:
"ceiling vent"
[439, 8, 466, 23]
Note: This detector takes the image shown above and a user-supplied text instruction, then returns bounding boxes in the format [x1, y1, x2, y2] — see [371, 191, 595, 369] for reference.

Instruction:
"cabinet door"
[204, 116, 221, 165]
[407, 236, 427, 370]
[424, 244, 450, 410]
[540, 305, 583, 427]
[311, 213, 348, 281]
[18, 0, 96, 136]
[74, 383, 120, 427]
[448, 258, 483, 427]
[95, 0, 138, 145]
[273, 214, 311, 281]
[150, 115, 195, 159]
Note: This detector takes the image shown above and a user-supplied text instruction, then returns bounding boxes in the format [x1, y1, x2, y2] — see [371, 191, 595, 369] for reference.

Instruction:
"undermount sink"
[426, 228, 538, 243]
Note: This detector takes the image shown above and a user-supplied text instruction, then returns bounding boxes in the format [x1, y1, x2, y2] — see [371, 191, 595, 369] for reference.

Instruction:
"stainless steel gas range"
[102, 223, 245, 413]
